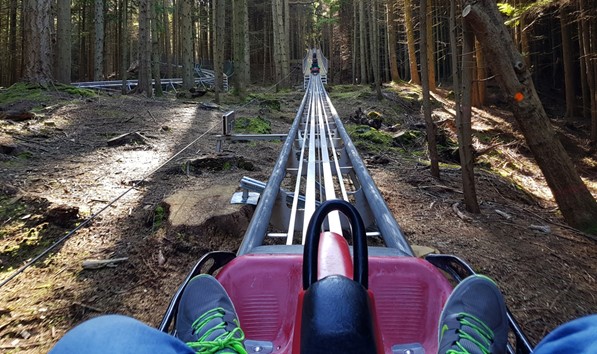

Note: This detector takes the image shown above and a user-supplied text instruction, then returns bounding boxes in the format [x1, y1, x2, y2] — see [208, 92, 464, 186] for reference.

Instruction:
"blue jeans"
[49, 315, 194, 354]
[50, 314, 597, 353]
[532, 314, 597, 353]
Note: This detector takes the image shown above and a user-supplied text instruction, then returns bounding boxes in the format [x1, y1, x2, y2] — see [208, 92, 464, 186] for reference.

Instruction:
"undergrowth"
[0, 82, 96, 109]
[234, 116, 272, 134]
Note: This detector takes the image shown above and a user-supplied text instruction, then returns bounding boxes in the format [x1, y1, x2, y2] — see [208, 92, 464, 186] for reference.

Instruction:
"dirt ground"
[0, 83, 596, 353]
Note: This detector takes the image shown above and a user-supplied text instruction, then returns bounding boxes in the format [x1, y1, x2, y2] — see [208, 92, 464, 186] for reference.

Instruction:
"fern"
[497, 2, 517, 17]
[497, 0, 554, 28]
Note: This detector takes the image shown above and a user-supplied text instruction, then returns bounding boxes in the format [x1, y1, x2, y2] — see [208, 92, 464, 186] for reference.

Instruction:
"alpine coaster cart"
[159, 50, 533, 354]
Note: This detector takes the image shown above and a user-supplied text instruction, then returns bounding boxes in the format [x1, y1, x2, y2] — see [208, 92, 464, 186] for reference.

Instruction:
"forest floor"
[0, 81, 596, 353]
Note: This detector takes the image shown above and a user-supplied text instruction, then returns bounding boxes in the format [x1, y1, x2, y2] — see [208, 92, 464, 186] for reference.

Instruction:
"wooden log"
[0, 110, 35, 122]
[82, 257, 128, 269]
[452, 202, 473, 222]
[107, 132, 148, 146]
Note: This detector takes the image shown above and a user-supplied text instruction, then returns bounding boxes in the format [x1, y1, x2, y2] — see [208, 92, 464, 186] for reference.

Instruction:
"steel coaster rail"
[237, 79, 312, 255]
[323, 86, 413, 256]
[237, 74, 413, 256]
[286, 83, 313, 245]
[303, 78, 319, 242]
[314, 81, 342, 235]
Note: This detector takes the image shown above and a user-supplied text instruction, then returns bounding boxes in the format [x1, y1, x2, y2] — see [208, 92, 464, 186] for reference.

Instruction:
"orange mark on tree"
[514, 92, 524, 102]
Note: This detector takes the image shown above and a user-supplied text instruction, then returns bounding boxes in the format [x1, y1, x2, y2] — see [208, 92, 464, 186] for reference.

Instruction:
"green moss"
[0, 83, 46, 106]
[476, 132, 493, 144]
[439, 161, 462, 169]
[329, 85, 369, 101]
[58, 85, 96, 97]
[392, 130, 422, 146]
[234, 116, 272, 134]
[331, 85, 362, 93]
[355, 126, 392, 145]
[367, 111, 382, 119]
[330, 91, 360, 100]
[17, 151, 33, 159]
[0, 82, 96, 108]
[152, 205, 166, 231]
[0, 197, 28, 239]
[399, 90, 421, 102]
[260, 99, 281, 111]
[437, 140, 460, 163]
[330, 91, 361, 100]
[248, 93, 283, 111]
[2, 225, 40, 253]
[360, 91, 376, 99]
[1, 192, 81, 274]
[346, 124, 393, 153]
[394, 88, 442, 108]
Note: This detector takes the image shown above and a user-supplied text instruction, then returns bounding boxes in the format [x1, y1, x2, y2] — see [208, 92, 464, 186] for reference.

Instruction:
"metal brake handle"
[302, 200, 369, 290]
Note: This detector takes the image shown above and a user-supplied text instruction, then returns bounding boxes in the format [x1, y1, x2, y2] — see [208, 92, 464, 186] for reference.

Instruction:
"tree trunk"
[458, 19, 480, 213]
[8, 0, 18, 84]
[463, 1, 597, 233]
[272, 0, 289, 88]
[520, 13, 531, 74]
[214, 0, 225, 103]
[425, 0, 436, 91]
[578, 18, 590, 120]
[370, 0, 382, 99]
[94, 0, 104, 81]
[387, 0, 400, 82]
[207, 0, 213, 62]
[181, 0, 193, 90]
[579, 0, 596, 143]
[79, 2, 86, 81]
[271, 0, 281, 87]
[242, 0, 250, 89]
[283, 0, 290, 85]
[352, 0, 358, 83]
[164, 0, 172, 79]
[138, 0, 152, 96]
[87, 2, 94, 81]
[404, 0, 420, 84]
[262, 13, 268, 84]
[382, 8, 390, 83]
[559, 6, 575, 121]
[420, 0, 439, 178]
[471, 39, 486, 107]
[120, 0, 128, 94]
[233, 0, 249, 98]
[173, 0, 179, 74]
[359, 0, 367, 84]
[23, 0, 53, 86]
[56, 0, 71, 84]
[326, 14, 333, 83]
[151, 0, 162, 96]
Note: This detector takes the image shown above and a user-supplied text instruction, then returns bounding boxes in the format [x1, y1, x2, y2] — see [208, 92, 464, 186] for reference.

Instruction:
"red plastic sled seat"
[216, 251, 452, 353]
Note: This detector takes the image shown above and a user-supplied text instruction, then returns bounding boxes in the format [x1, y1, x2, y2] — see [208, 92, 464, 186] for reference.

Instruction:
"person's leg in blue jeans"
[49, 315, 194, 354]
[50, 275, 247, 354]
[533, 314, 597, 354]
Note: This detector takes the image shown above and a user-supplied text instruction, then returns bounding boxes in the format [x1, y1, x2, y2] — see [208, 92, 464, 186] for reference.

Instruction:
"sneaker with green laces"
[175, 274, 247, 354]
[438, 274, 508, 354]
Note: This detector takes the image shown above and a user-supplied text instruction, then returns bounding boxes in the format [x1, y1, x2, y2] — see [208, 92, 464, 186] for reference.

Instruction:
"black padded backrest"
[300, 275, 378, 354]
